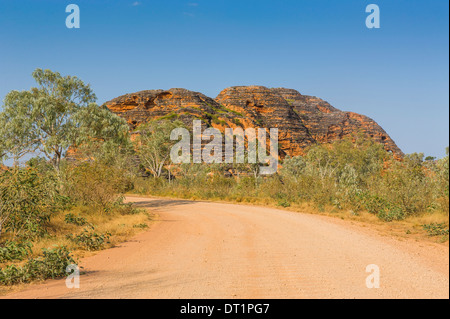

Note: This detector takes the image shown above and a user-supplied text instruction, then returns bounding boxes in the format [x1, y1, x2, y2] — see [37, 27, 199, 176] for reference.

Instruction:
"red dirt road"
[2, 197, 449, 299]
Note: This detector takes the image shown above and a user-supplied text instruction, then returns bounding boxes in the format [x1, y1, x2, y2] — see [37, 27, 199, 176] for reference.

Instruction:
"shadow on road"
[130, 199, 195, 209]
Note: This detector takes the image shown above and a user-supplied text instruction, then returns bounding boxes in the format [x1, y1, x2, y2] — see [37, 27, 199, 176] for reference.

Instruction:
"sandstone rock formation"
[106, 88, 244, 132]
[104, 86, 403, 158]
[215, 86, 315, 157]
[271, 88, 404, 157]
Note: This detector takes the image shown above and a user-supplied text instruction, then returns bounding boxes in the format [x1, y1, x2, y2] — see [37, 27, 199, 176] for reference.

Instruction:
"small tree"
[65, 161, 131, 212]
[280, 156, 307, 182]
[434, 147, 449, 214]
[0, 167, 58, 240]
[74, 102, 132, 165]
[0, 69, 96, 170]
[134, 120, 185, 178]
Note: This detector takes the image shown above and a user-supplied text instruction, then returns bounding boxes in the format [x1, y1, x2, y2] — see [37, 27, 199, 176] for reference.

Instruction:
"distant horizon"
[1, 0, 448, 158]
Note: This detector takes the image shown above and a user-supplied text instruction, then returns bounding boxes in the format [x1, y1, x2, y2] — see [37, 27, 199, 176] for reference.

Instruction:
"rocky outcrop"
[104, 86, 403, 158]
[215, 86, 315, 157]
[105, 88, 244, 131]
[271, 88, 404, 157]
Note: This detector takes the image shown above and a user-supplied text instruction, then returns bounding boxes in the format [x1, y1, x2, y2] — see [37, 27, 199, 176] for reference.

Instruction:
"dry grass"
[1, 205, 152, 263]
[40, 207, 152, 259]
[0, 203, 153, 295]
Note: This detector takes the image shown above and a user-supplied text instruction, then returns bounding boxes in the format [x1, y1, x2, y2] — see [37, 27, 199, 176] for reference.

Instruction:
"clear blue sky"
[0, 0, 448, 157]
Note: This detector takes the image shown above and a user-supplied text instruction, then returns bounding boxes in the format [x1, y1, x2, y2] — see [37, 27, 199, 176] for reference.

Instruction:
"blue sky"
[0, 0, 448, 157]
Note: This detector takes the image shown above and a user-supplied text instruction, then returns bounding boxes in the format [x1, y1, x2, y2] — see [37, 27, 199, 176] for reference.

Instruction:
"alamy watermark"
[365, 264, 380, 288]
[66, 264, 80, 289]
[170, 120, 279, 175]
[65, 4, 80, 29]
[366, 4, 380, 29]
[65, 4, 380, 29]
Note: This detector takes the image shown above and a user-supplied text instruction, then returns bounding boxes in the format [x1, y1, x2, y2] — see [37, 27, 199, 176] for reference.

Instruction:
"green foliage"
[279, 136, 387, 210]
[0, 69, 96, 169]
[66, 229, 111, 251]
[286, 99, 295, 105]
[0, 264, 25, 285]
[74, 103, 132, 162]
[134, 134, 448, 223]
[0, 69, 131, 172]
[279, 138, 449, 219]
[159, 112, 179, 120]
[133, 223, 149, 229]
[225, 108, 245, 117]
[303, 136, 386, 183]
[0, 69, 142, 286]
[134, 120, 185, 178]
[64, 213, 88, 226]
[0, 246, 75, 285]
[280, 156, 307, 180]
[64, 161, 133, 212]
[376, 206, 406, 222]
[422, 223, 449, 237]
[387, 154, 429, 212]
[0, 167, 62, 240]
[0, 241, 33, 263]
[112, 198, 143, 215]
[273, 191, 291, 208]
[277, 199, 291, 208]
[362, 194, 389, 215]
[431, 148, 449, 214]
[26, 246, 76, 280]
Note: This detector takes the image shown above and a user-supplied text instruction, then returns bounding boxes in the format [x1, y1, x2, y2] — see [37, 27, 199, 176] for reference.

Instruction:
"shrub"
[65, 161, 132, 213]
[0, 241, 33, 263]
[0, 246, 75, 285]
[375, 154, 432, 215]
[377, 206, 406, 222]
[66, 229, 111, 251]
[277, 199, 291, 208]
[26, 246, 76, 280]
[422, 223, 449, 237]
[0, 167, 59, 240]
[362, 194, 405, 222]
[64, 213, 88, 226]
[131, 136, 448, 223]
[110, 196, 142, 215]
[362, 194, 390, 215]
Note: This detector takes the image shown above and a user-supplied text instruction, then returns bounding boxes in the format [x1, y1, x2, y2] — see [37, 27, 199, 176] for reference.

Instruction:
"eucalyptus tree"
[0, 69, 129, 170]
[74, 102, 132, 167]
[0, 91, 39, 165]
[134, 120, 185, 178]
[0, 69, 96, 169]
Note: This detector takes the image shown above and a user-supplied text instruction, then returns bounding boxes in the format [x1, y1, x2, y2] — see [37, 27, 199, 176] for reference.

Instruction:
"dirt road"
[2, 197, 449, 299]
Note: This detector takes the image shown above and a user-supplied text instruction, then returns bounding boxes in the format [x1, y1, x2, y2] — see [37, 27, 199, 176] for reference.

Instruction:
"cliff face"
[105, 86, 403, 158]
[271, 88, 404, 157]
[215, 86, 315, 157]
[105, 88, 245, 132]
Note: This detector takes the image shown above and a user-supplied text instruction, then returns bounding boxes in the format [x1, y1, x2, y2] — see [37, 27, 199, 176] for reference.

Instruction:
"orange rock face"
[104, 86, 404, 159]
[271, 88, 404, 157]
[105, 88, 244, 131]
[215, 86, 315, 157]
